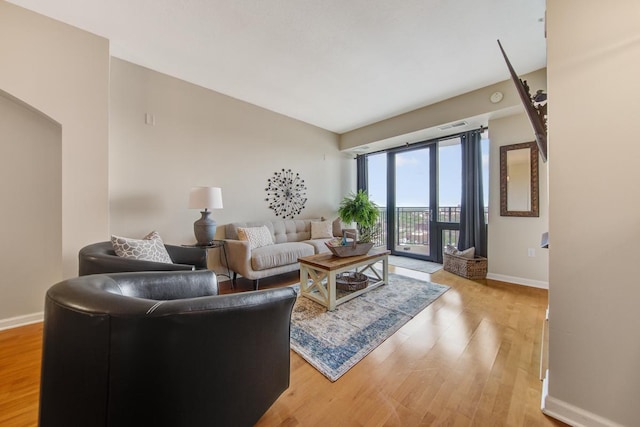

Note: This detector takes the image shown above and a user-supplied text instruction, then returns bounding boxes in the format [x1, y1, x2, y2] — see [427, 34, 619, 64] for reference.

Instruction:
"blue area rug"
[289, 273, 449, 381]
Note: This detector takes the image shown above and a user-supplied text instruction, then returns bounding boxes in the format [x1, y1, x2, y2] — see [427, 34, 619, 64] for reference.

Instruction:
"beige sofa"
[225, 219, 342, 289]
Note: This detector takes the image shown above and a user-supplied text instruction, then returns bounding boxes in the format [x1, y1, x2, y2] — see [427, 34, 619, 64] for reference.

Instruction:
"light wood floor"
[0, 267, 566, 426]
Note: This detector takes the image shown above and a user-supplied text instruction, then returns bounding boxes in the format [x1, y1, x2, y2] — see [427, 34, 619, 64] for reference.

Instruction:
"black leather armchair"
[78, 241, 208, 275]
[39, 270, 297, 427]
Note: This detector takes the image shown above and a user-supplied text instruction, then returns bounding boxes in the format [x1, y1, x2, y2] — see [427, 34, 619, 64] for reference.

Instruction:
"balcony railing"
[372, 206, 486, 249]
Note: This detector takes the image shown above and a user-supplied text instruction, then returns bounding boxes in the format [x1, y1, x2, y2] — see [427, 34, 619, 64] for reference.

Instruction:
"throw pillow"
[111, 231, 173, 264]
[444, 244, 458, 255]
[332, 217, 345, 237]
[311, 221, 333, 239]
[458, 247, 476, 259]
[237, 225, 274, 249]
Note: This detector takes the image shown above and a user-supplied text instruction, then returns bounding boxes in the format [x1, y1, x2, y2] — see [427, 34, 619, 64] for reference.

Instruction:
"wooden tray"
[326, 242, 374, 257]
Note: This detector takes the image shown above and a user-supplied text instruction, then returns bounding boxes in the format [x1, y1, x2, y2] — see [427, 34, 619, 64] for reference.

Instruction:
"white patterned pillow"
[237, 226, 274, 249]
[311, 221, 333, 239]
[111, 231, 173, 264]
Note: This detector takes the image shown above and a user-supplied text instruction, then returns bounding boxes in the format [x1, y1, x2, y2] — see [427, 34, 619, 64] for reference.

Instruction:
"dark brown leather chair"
[39, 270, 296, 427]
[78, 241, 208, 275]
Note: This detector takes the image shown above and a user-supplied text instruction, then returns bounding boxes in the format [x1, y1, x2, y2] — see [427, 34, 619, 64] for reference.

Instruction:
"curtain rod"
[357, 125, 487, 157]
[440, 125, 487, 142]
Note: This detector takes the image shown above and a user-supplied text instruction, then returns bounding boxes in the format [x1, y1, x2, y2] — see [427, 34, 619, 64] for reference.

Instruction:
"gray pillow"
[444, 245, 475, 258]
[458, 247, 476, 258]
[444, 244, 458, 255]
[111, 231, 173, 264]
[332, 217, 345, 237]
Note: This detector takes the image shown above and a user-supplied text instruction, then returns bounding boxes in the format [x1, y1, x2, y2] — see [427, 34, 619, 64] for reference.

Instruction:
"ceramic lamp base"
[194, 210, 216, 245]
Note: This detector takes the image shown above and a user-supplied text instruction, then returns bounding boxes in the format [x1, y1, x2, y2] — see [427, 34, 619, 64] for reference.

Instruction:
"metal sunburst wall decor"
[265, 169, 307, 219]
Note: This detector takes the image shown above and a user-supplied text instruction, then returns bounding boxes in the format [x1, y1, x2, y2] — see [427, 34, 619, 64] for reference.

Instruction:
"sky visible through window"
[366, 135, 490, 209]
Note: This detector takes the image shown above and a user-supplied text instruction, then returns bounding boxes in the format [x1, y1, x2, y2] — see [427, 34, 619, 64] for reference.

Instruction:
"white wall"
[109, 58, 351, 271]
[0, 2, 109, 327]
[544, 1, 640, 426]
[0, 92, 61, 326]
[340, 69, 547, 151]
[488, 114, 549, 287]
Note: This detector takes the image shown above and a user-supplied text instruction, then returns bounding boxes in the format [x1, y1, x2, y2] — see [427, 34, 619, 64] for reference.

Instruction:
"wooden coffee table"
[298, 248, 390, 311]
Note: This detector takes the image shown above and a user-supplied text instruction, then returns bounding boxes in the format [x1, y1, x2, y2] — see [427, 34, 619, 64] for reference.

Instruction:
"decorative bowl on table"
[325, 240, 374, 258]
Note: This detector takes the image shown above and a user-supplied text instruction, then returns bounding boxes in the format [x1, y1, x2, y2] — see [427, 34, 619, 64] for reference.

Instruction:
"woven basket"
[325, 241, 374, 258]
[443, 253, 487, 280]
[336, 272, 369, 291]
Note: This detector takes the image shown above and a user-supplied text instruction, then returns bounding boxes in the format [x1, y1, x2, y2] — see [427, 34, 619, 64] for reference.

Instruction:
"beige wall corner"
[487, 114, 549, 287]
[0, 2, 110, 283]
[0, 91, 61, 322]
[0, 2, 109, 325]
[340, 68, 547, 151]
[546, 1, 640, 426]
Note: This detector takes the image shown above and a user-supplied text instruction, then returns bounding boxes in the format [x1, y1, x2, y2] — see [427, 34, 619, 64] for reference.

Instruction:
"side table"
[182, 240, 231, 283]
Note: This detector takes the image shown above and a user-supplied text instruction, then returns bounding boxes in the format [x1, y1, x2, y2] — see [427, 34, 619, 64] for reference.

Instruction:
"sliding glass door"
[392, 146, 434, 259]
[363, 131, 489, 263]
[367, 144, 437, 262]
[436, 137, 463, 259]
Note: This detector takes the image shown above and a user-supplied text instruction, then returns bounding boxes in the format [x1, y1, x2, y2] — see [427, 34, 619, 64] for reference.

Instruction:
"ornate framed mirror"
[500, 141, 539, 217]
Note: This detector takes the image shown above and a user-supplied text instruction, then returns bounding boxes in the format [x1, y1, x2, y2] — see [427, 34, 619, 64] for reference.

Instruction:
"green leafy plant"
[337, 190, 380, 243]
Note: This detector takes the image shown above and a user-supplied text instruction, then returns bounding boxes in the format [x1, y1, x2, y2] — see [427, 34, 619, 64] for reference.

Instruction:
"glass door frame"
[362, 129, 488, 264]
[369, 136, 467, 264]
[385, 141, 438, 262]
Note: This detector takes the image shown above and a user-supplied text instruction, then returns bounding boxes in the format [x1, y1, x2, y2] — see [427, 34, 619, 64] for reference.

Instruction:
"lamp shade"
[188, 187, 223, 210]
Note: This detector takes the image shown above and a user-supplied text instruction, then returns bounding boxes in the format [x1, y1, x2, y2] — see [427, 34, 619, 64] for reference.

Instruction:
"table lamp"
[188, 187, 223, 245]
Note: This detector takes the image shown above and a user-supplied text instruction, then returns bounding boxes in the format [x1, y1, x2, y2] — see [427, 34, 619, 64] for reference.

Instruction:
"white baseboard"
[541, 371, 624, 427]
[486, 272, 548, 289]
[0, 312, 44, 331]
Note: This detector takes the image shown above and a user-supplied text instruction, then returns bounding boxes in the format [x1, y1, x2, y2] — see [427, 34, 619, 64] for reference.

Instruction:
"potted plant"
[337, 190, 380, 244]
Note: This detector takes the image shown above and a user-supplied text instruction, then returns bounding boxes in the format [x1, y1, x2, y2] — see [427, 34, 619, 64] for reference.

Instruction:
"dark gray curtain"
[458, 130, 487, 257]
[356, 154, 368, 193]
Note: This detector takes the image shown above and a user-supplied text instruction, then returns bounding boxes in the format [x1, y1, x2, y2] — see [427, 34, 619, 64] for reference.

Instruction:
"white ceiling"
[7, 0, 547, 134]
